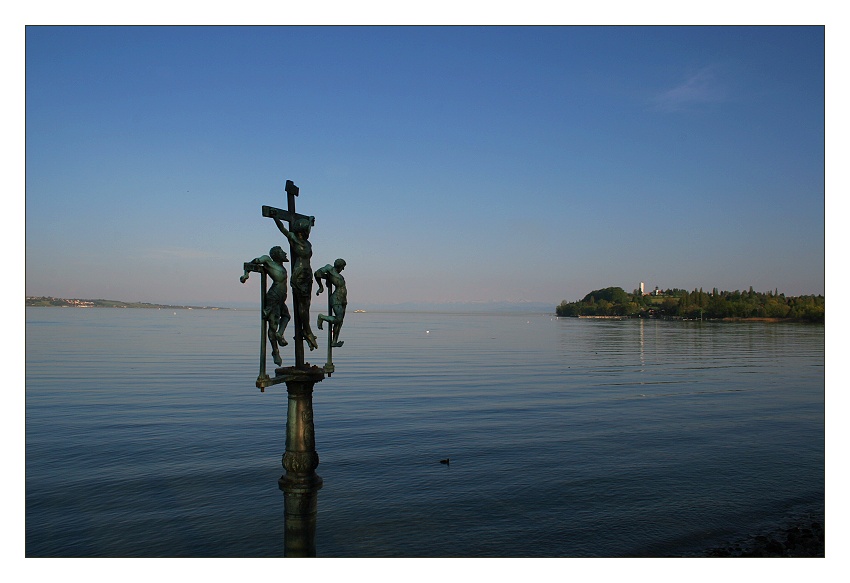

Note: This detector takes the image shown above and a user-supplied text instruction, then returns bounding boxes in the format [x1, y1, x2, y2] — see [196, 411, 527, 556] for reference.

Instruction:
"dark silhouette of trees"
[556, 286, 823, 322]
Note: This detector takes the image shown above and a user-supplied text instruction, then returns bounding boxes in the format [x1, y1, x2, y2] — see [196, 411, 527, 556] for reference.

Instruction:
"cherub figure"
[240, 246, 291, 366]
[272, 215, 319, 350]
[315, 258, 347, 348]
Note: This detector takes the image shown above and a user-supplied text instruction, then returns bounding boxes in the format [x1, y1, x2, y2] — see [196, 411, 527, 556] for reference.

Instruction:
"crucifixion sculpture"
[240, 246, 290, 367]
[241, 179, 347, 386]
[315, 259, 348, 375]
[261, 179, 320, 368]
[240, 178, 349, 557]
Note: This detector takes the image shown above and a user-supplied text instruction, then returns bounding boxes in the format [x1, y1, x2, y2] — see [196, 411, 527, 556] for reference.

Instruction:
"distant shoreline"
[25, 296, 228, 310]
[573, 315, 806, 323]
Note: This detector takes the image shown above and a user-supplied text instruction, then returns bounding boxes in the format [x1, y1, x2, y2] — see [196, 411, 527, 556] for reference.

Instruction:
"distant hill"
[25, 296, 228, 310]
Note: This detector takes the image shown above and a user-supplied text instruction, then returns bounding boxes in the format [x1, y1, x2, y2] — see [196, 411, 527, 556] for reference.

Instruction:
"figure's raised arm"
[272, 216, 298, 244]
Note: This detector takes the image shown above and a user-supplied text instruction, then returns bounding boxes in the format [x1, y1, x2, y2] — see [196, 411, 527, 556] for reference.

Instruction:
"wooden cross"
[261, 180, 315, 231]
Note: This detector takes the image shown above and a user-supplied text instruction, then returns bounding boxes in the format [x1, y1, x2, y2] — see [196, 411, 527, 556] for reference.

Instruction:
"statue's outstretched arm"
[240, 255, 271, 283]
[273, 217, 296, 243]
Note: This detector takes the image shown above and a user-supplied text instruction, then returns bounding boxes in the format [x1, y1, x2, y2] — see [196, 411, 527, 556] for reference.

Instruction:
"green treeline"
[556, 286, 824, 322]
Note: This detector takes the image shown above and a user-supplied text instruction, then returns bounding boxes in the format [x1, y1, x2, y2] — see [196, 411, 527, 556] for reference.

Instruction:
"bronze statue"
[272, 215, 319, 351]
[315, 258, 347, 348]
[245, 179, 354, 556]
[240, 246, 291, 366]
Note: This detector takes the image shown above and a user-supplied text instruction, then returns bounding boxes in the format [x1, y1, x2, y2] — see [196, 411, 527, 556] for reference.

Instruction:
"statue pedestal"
[276, 366, 325, 557]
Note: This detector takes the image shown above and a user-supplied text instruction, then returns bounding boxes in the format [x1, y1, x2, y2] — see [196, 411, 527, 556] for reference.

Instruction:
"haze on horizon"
[25, 26, 825, 308]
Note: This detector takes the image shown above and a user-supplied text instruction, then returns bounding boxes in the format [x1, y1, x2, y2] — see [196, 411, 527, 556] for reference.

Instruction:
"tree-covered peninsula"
[556, 287, 824, 323]
[25, 296, 225, 310]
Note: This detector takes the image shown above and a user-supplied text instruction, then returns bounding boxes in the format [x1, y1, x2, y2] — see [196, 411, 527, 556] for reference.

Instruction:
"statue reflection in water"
[282, 486, 320, 557]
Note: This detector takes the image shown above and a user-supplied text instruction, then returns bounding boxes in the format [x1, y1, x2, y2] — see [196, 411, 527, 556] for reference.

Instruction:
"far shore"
[573, 315, 810, 323]
[25, 296, 227, 310]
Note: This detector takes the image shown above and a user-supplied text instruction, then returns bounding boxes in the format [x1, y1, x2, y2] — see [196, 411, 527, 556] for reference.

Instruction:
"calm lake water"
[25, 308, 824, 557]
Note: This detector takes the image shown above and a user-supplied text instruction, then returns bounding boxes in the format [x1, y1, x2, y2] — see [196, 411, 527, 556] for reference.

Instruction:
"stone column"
[277, 367, 325, 557]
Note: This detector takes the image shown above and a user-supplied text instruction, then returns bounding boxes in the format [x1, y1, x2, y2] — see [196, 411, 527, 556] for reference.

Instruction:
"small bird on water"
[439, 458, 450, 465]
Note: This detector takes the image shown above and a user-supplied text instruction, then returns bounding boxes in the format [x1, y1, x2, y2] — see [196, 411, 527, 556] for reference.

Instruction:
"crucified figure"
[273, 216, 319, 351]
[315, 258, 347, 348]
[240, 246, 291, 366]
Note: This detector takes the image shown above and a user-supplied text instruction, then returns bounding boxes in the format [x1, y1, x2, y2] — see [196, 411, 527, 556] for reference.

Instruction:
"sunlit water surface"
[25, 308, 824, 557]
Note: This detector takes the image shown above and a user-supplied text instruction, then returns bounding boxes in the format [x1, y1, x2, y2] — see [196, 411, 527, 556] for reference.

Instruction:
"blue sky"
[25, 25, 825, 307]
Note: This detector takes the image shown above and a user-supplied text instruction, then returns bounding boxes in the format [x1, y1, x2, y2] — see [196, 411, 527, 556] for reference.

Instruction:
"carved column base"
[280, 451, 324, 490]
